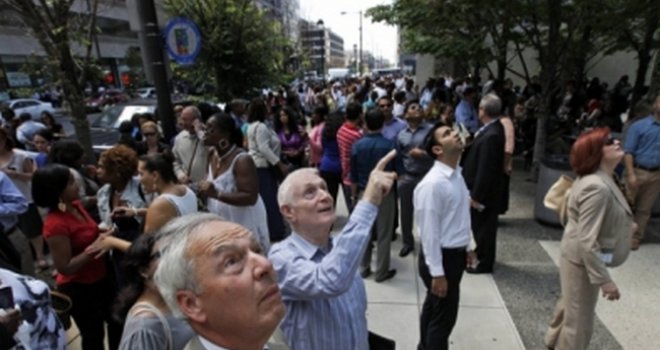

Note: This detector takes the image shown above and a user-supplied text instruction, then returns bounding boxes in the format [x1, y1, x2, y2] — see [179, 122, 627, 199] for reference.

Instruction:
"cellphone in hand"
[0, 285, 14, 309]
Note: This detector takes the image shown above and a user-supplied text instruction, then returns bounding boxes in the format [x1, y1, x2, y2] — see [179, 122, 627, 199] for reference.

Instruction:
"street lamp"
[340, 10, 362, 76]
[316, 19, 325, 79]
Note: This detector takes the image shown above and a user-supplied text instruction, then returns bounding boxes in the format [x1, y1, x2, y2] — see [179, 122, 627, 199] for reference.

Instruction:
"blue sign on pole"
[164, 17, 201, 65]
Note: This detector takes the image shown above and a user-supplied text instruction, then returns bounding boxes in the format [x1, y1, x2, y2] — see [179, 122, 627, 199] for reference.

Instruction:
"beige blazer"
[560, 170, 633, 285]
[183, 327, 290, 350]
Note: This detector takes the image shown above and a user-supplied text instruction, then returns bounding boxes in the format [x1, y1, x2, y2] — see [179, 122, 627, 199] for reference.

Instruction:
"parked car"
[85, 89, 129, 112]
[0, 98, 56, 121]
[136, 87, 156, 99]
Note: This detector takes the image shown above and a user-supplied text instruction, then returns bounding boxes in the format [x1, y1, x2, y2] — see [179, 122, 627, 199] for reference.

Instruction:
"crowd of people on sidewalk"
[0, 71, 657, 350]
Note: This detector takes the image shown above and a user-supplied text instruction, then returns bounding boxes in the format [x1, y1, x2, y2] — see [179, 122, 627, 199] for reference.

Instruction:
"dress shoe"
[375, 269, 397, 283]
[466, 265, 493, 274]
[360, 268, 372, 278]
[631, 238, 641, 251]
[399, 246, 414, 257]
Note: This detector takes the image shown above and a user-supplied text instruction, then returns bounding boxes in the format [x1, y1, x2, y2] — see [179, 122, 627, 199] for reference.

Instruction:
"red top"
[337, 122, 363, 185]
[43, 201, 106, 285]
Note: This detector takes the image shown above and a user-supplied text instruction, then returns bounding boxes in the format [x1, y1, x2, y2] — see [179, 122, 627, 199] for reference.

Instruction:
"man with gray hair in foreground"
[269, 150, 397, 350]
[154, 213, 289, 350]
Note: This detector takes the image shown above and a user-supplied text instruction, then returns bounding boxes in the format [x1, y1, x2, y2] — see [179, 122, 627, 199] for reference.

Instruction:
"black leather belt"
[636, 164, 660, 172]
[442, 246, 468, 252]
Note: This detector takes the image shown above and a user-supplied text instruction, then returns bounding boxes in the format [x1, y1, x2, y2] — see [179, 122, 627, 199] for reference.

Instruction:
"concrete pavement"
[66, 162, 659, 349]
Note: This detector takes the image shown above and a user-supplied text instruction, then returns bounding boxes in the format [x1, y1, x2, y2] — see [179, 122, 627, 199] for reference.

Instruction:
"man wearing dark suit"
[461, 94, 505, 274]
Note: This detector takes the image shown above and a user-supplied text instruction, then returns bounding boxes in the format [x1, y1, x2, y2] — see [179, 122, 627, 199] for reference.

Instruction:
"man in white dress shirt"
[413, 122, 475, 350]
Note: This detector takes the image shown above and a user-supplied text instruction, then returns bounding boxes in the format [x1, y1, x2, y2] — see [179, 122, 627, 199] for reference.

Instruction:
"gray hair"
[277, 167, 319, 207]
[479, 93, 502, 117]
[154, 212, 223, 318]
[182, 105, 201, 120]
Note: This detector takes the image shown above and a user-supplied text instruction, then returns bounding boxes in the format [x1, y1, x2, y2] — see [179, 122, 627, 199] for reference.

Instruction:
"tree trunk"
[647, 50, 660, 102]
[630, 49, 653, 113]
[59, 48, 95, 162]
[531, 0, 563, 180]
[629, 8, 659, 113]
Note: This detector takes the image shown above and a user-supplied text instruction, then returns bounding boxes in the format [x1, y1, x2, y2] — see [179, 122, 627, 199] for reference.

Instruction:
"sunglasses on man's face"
[378, 104, 392, 109]
[143, 132, 157, 137]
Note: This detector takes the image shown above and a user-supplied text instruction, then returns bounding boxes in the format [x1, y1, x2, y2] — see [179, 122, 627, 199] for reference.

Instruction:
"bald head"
[181, 106, 201, 132]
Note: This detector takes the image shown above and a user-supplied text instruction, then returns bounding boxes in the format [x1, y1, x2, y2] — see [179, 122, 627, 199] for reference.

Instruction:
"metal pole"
[136, 0, 176, 142]
[359, 10, 363, 76]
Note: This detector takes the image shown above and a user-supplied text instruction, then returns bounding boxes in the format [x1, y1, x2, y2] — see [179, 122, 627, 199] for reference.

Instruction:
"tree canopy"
[164, 0, 291, 101]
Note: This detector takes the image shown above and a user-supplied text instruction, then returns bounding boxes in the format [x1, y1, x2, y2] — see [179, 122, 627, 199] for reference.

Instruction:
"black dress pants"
[418, 248, 467, 350]
[471, 206, 499, 271]
[58, 274, 122, 350]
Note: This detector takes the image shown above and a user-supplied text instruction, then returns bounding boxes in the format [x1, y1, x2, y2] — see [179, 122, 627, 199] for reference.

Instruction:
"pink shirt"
[308, 122, 324, 166]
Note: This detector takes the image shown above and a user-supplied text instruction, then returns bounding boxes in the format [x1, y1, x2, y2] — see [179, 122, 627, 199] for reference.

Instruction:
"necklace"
[218, 145, 237, 163]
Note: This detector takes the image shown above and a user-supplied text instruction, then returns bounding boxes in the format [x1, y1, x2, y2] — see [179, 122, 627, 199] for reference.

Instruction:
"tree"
[163, 0, 290, 101]
[367, 0, 523, 80]
[602, 0, 660, 111]
[2, 0, 101, 161]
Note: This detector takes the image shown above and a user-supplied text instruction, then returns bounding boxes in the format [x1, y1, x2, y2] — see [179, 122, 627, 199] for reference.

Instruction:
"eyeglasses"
[378, 104, 392, 109]
[143, 132, 157, 137]
[605, 135, 618, 145]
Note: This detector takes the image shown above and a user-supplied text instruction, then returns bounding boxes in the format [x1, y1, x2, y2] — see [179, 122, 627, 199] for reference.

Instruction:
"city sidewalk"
[65, 190, 527, 350]
[332, 192, 525, 350]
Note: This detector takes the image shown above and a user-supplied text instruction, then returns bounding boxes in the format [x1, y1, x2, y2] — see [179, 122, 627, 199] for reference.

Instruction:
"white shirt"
[199, 336, 229, 350]
[414, 160, 472, 276]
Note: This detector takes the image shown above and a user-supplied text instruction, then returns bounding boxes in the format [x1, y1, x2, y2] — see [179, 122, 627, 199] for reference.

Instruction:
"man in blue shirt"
[454, 87, 479, 134]
[396, 99, 434, 257]
[351, 109, 397, 282]
[623, 95, 660, 250]
[378, 96, 407, 142]
[269, 150, 397, 350]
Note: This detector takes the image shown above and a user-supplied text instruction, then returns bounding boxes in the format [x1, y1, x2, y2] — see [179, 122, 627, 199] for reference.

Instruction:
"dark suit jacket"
[461, 119, 505, 209]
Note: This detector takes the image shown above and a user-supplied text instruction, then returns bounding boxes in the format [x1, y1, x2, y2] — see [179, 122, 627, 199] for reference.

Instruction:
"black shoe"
[360, 268, 372, 278]
[465, 265, 493, 274]
[392, 232, 398, 242]
[399, 246, 414, 257]
[375, 269, 397, 283]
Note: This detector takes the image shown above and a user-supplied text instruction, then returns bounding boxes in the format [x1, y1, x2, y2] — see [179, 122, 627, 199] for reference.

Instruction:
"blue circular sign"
[164, 17, 201, 65]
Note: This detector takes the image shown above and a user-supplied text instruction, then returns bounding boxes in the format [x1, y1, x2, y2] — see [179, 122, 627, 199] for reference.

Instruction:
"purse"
[543, 175, 574, 226]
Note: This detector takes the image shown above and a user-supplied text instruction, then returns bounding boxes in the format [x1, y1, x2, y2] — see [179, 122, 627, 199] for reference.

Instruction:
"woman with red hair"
[545, 127, 636, 349]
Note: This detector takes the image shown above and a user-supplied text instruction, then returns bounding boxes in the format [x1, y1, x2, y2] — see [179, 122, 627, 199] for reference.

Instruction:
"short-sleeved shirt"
[337, 122, 363, 185]
[43, 201, 106, 285]
[623, 115, 660, 168]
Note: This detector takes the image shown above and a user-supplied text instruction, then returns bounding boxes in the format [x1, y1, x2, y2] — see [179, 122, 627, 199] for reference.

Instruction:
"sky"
[298, 0, 398, 65]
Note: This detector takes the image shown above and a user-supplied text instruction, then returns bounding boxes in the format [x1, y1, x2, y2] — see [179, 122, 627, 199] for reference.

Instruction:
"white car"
[0, 98, 56, 121]
[136, 87, 156, 99]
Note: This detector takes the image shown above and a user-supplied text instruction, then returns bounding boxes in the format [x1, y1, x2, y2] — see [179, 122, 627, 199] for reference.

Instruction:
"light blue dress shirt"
[269, 202, 378, 350]
[0, 171, 28, 231]
[455, 99, 479, 134]
[623, 115, 660, 168]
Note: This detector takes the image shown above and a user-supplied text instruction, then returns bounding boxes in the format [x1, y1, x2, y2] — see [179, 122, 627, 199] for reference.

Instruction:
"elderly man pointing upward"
[269, 150, 397, 350]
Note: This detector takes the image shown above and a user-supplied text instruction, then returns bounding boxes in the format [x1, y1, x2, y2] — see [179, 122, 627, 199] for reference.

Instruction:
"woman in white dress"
[198, 112, 271, 252]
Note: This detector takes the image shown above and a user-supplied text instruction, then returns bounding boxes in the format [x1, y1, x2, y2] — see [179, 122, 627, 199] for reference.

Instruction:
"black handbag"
[369, 331, 396, 350]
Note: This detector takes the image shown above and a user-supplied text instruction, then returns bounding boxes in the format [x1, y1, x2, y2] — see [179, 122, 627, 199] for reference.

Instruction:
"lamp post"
[316, 19, 325, 80]
[340, 10, 362, 76]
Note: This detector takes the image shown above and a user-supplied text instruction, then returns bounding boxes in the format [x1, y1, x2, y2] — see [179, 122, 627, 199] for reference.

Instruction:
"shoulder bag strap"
[130, 302, 173, 350]
[186, 138, 200, 178]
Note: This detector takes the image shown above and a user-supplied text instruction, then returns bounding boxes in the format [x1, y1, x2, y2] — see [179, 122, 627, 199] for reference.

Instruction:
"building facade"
[300, 19, 345, 76]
